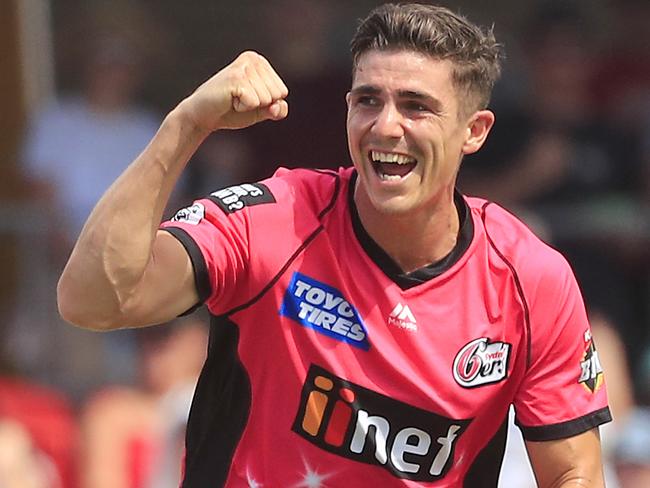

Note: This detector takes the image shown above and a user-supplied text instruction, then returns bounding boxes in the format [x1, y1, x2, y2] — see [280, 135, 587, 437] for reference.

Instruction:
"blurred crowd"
[0, 0, 648, 486]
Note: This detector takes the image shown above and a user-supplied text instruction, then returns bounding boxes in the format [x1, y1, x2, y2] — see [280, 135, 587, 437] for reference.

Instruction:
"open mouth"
[369, 150, 417, 181]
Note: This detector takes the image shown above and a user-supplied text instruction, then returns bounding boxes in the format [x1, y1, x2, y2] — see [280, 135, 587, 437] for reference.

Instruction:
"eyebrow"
[349, 85, 382, 97]
[350, 84, 443, 112]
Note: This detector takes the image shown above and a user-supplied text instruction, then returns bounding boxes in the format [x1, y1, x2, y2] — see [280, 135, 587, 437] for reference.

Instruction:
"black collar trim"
[348, 171, 474, 290]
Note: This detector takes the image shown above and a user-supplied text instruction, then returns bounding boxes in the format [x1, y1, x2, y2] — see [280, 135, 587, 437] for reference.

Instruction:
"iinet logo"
[293, 365, 470, 481]
[388, 303, 417, 332]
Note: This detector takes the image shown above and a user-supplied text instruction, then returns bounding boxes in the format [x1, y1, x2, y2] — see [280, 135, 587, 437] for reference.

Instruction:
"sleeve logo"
[452, 338, 511, 388]
[578, 329, 604, 393]
[170, 202, 205, 225]
[208, 183, 275, 214]
[280, 272, 370, 350]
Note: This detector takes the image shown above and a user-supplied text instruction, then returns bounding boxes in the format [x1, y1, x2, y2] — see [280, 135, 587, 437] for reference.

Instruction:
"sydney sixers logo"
[453, 338, 511, 388]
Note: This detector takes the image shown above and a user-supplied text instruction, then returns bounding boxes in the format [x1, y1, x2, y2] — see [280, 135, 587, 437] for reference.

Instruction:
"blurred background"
[0, 0, 648, 486]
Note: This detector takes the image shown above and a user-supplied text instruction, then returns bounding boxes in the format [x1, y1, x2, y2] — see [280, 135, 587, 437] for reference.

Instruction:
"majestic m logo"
[388, 304, 417, 332]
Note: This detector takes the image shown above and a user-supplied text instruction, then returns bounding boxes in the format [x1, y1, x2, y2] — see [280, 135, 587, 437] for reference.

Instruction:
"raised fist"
[179, 51, 289, 132]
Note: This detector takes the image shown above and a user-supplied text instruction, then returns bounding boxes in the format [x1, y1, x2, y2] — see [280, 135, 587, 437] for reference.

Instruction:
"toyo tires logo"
[452, 338, 511, 388]
[280, 272, 370, 350]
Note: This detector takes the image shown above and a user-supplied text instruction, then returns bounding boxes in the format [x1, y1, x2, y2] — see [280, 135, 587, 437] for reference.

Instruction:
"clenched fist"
[178, 51, 289, 133]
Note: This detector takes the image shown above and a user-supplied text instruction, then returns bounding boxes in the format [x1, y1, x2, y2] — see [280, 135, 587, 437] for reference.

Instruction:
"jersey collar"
[348, 171, 474, 290]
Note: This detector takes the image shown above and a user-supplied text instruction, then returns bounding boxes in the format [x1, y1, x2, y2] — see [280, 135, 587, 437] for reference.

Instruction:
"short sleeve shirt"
[161, 167, 610, 487]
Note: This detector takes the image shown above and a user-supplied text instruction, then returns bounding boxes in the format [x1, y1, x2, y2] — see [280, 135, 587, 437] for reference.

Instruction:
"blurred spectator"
[591, 0, 650, 134]
[10, 1, 166, 399]
[459, 0, 647, 362]
[184, 132, 256, 199]
[0, 419, 57, 488]
[243, 0, 351, 180]
[592, 313, 635, 487]
[613, 407, 650, 488]
[461, 1, 633, 208]
[0, 372, 78, 488]
[78, 316, 207, 488]
[21, 3, 160, 249]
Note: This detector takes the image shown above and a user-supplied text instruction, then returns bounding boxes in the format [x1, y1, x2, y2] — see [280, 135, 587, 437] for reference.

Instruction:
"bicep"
[125, 230, 200, 326]
[525, 428, 605, 488]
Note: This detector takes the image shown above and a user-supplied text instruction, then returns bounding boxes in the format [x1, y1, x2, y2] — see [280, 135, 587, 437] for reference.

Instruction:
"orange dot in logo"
[314, 376, 333, 391]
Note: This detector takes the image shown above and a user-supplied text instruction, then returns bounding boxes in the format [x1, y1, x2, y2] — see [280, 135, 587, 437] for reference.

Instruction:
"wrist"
[168, 99, 214, 141]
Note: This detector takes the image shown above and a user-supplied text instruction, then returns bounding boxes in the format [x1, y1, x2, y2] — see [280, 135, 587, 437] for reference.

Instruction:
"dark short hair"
[350, 3, 503, 117]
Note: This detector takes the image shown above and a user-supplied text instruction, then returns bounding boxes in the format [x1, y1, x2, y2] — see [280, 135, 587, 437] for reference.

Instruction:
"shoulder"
[167, 166, 348, 253]
[202, 167, 346, 221]
[467, 197, 575, 297]
[264, 166, 345, 209]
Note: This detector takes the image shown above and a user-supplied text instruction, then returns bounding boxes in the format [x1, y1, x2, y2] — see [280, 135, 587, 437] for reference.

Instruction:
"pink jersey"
[162, 167, 610, 487]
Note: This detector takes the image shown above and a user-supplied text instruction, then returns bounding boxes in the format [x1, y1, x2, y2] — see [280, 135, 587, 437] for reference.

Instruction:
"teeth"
[379, 173, 402, 181]
[371, 151, 415, 165]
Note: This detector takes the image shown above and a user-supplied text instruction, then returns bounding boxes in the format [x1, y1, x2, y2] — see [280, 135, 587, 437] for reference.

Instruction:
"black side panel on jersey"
[181, 170, 342, 486]
[181, 315, 251, 488]
[463, 416, 508, 487]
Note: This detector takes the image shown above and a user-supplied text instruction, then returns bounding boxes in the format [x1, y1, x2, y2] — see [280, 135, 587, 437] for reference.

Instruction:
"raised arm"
[57, 51, 288, 330]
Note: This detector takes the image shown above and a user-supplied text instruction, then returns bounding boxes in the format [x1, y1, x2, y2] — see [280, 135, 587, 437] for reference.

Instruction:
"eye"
[403, 101, 430, 113]
[355, 95, 380, 107]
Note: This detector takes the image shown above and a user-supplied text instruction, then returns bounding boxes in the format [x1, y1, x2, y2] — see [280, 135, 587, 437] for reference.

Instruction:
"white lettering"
[579, 352, 603, 382]
[230, 185, 249, 196]
[305, 287, 326, 306]
[350, 410, 390, 465]
[429, 425, 460, 476]
[390, 427, 431, 474]
[347, 323, 366, 341]
[297, 302, 314, 319]
[331, 317, 352, 335]
[337, 301, 354, 318]
[307, 307, 321, 324]
[323, 294, 343, 311]
[591, 352, 603, 377]
[212, 189, 231, 199]
[314, 311, 336, 329]
[222, 194, 239, 205]
[242, 183, 262, 196]
[293, 280, 311, 298]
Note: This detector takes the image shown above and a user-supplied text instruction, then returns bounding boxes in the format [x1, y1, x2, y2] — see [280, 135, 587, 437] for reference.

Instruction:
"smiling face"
[346, 49, 492, 217]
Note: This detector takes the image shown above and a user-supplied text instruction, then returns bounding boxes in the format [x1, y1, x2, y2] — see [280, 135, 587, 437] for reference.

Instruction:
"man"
[58, 3, 611, 487]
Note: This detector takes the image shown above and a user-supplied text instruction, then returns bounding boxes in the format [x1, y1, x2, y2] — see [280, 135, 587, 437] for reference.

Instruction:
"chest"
[236, 234, 528, 419]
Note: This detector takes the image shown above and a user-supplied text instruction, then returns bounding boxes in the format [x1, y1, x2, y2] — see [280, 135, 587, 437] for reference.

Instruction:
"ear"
[462, 110, 495, 155]
[345, 92, 352, 108]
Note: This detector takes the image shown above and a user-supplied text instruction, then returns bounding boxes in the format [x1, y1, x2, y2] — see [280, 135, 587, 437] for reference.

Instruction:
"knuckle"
[229, 65, 248, 83]
[239, 50, 260, 63]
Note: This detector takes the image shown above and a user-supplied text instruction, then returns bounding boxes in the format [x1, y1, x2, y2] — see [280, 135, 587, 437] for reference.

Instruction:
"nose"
[371, 103, 404, 139]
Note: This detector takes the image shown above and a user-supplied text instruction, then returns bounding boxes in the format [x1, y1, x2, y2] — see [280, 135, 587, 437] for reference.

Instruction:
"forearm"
[57, 104, 208, 329]
[543, 478, 604, 488]
[528, 430, 605, 488]
[58, 51, 288, 329]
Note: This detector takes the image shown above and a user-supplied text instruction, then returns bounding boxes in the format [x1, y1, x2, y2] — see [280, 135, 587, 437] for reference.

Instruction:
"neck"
[354, 186, 460, 274]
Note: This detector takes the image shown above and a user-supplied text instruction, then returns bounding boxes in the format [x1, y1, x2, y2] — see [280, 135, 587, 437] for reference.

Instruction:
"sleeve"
[513, 252, 612, 441]
[160, 181, 279, 316]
